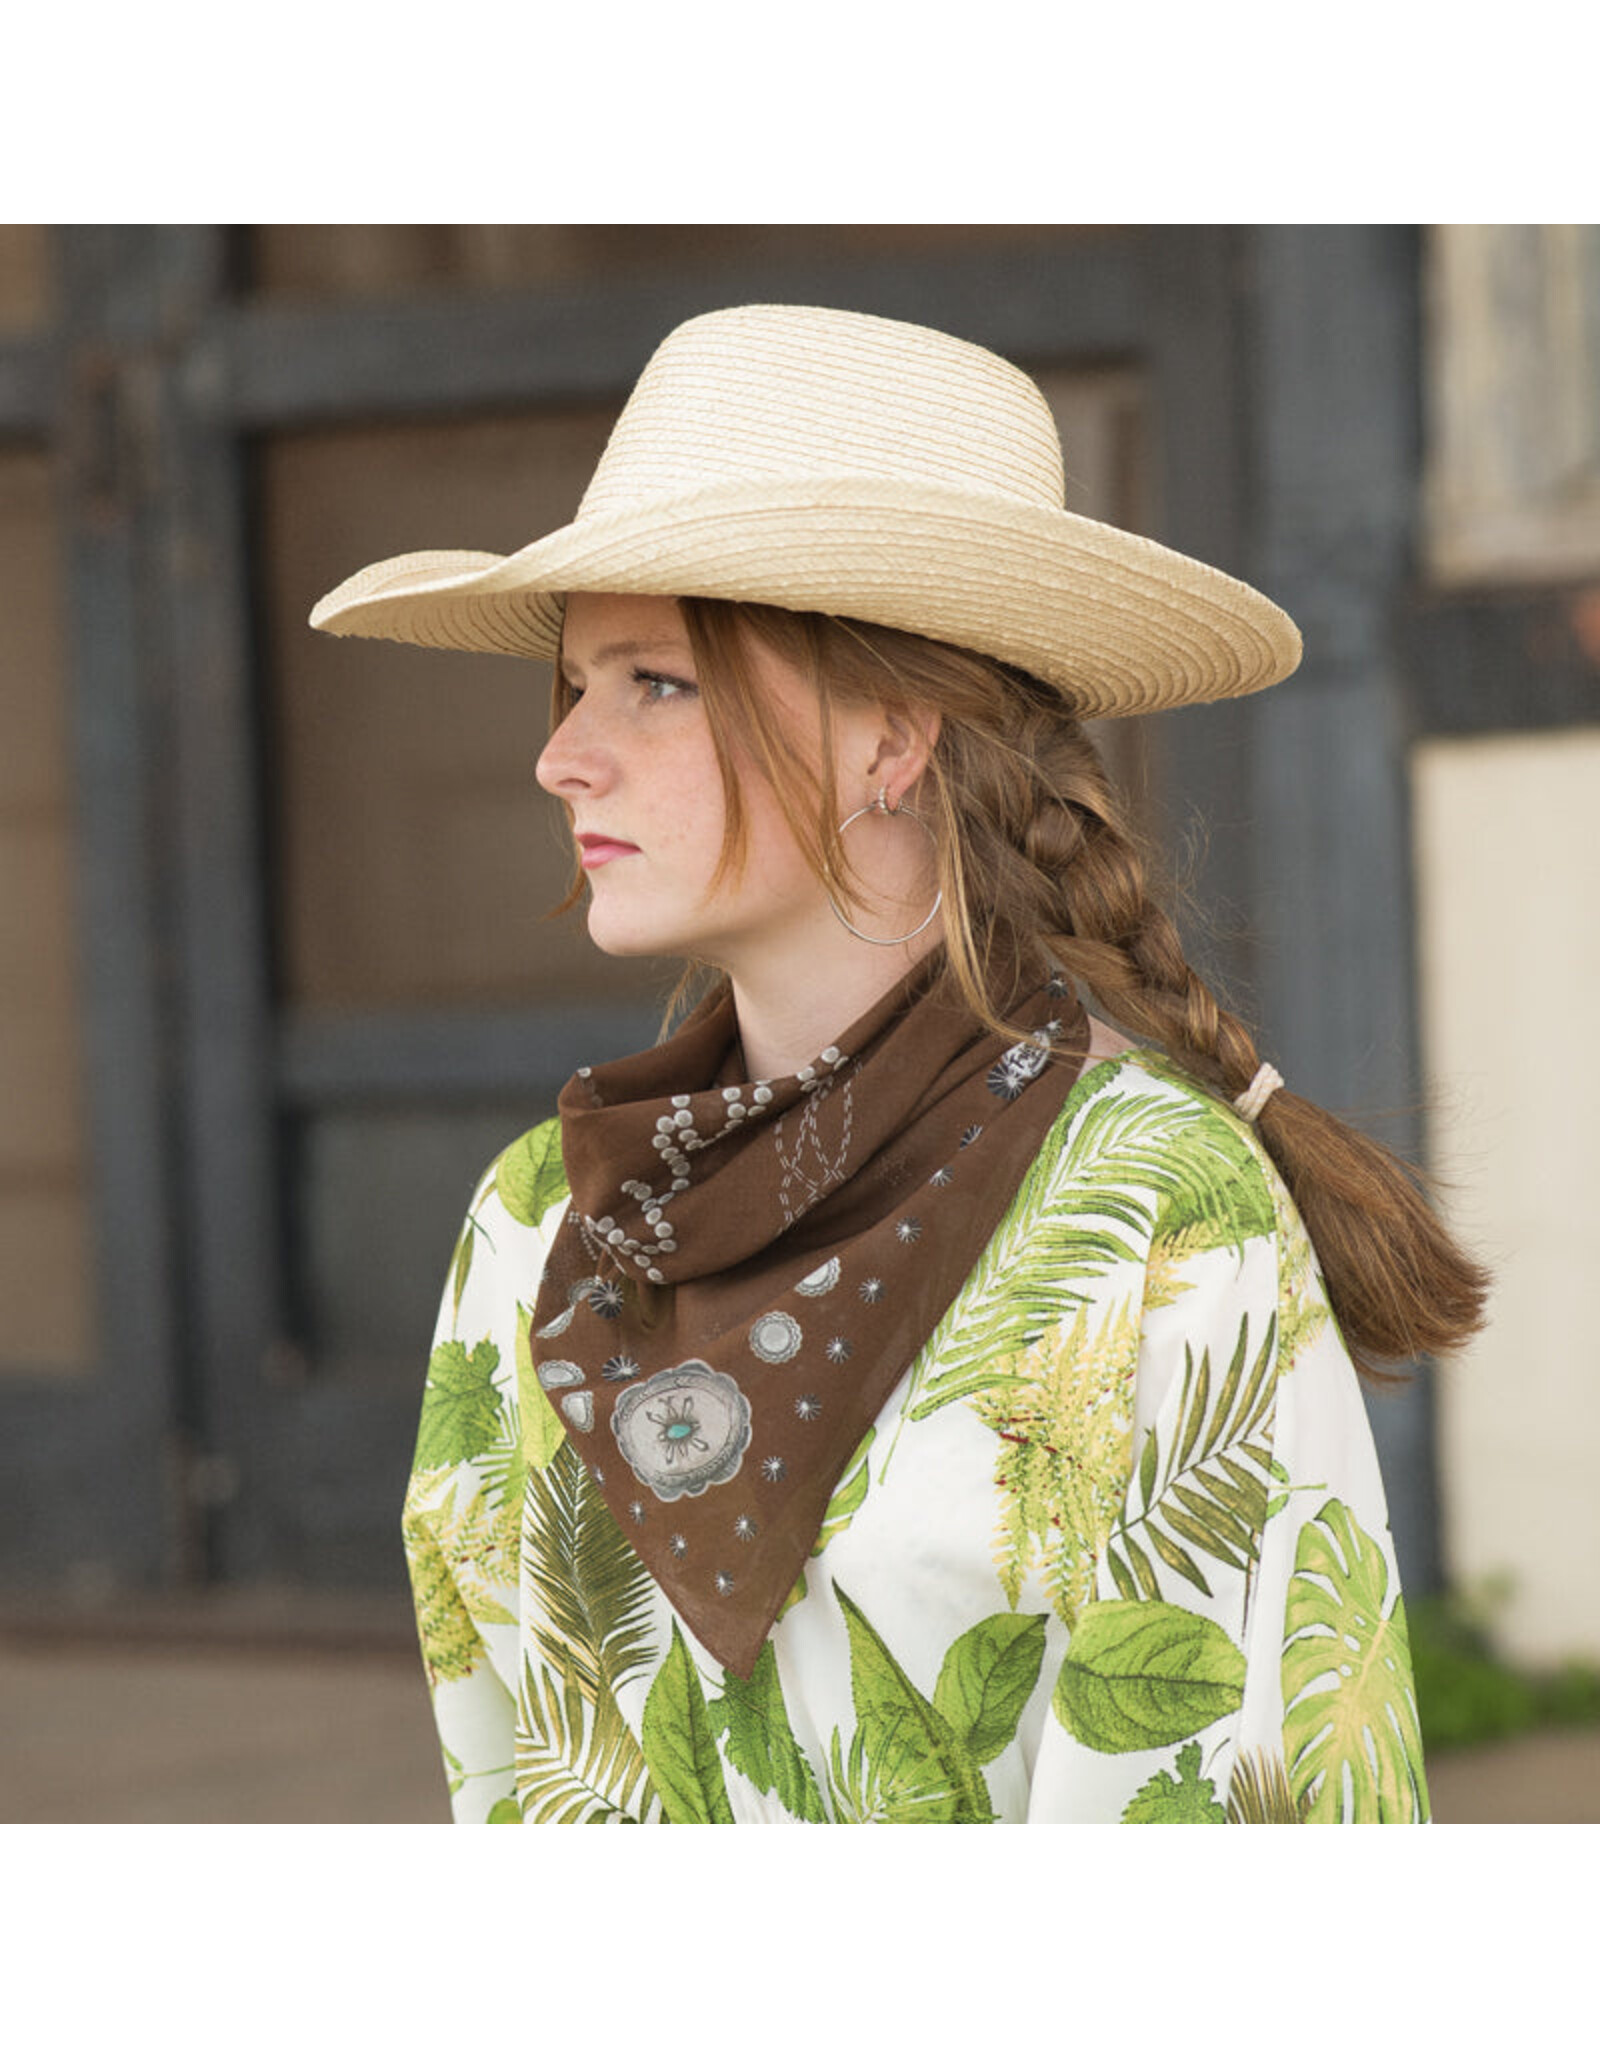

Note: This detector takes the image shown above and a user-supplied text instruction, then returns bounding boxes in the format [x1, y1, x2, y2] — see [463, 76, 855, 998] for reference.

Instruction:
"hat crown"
[578, 305, 1066, 520]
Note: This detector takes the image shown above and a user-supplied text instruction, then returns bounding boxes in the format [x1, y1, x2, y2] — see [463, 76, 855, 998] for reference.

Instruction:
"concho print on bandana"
[532, 966, 1088, 1678]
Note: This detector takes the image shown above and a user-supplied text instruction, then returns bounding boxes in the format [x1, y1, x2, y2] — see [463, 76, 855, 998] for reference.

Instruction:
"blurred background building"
[0, 224, 1594, 1669]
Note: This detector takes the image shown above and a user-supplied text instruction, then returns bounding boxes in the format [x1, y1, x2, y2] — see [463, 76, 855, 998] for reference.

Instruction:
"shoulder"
[482, 1117, 570, 1234]
[1039, 1049, 1281, 1250]
[1050, 1046, 1261, 1169]
[433, 1117, 569, 1349]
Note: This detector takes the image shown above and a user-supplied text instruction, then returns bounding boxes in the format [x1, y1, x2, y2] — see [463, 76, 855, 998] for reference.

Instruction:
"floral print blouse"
[402, 1047, 1428, 1823]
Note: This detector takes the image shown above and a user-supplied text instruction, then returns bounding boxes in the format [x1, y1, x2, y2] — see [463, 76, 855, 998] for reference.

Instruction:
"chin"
[585, 908, 685, 960]
[585, 926, 659, 960]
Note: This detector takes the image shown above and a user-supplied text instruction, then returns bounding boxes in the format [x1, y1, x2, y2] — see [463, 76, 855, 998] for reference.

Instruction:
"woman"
[312, 304, 1486, 1823]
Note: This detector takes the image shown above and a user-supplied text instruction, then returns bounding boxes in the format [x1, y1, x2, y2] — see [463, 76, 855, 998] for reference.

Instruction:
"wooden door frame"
[0, 230, 190, 1590]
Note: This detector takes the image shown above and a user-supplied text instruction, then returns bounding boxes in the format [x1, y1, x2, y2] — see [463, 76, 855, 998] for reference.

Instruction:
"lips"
[575, 832, 641, 871]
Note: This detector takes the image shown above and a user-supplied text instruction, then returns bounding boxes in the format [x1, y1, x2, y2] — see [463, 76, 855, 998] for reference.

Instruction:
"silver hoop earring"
[828, 787, 944, 947]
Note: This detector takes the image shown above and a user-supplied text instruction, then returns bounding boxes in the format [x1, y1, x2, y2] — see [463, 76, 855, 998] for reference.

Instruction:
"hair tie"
[1232, 1063, 1284, 1123]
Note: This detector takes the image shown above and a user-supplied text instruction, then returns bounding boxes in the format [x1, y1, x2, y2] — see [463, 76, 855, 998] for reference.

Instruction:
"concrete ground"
[3, 1592, 1598, 1823]
[0, 1589, 450, 1825]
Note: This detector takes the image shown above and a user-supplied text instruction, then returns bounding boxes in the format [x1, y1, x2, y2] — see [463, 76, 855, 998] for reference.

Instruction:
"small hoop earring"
[828, 787, 944, 947]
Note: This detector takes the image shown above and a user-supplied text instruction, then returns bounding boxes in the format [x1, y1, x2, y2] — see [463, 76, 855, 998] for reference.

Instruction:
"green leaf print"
[931, 1611, 1049, 1767]
[444, 1169, 500, 1334]
[812, 1427, 875, 1554]
[1225, 1747, 1310, 1824]
[449, 1214, 477, 1319]
[415, 1339, 503, 1470]
[713, 1641, 828, 1823]
[642, 1624, 735, 1824]
[903, 1073, 1171, 1426]
[827, 1720, 961, 1825]
[515, 1301, 568, 1473]
[486, 1796, 522, 1824]
[1121, 1741, 1228, 1824]
[495, 1121, 569, 1228]
[897, 1060, 1279, 1624]
[524, 1441, 658, 1706]
[513, 1445, 663, 1822]
[1281, 1500, 1429, 1823]
[403, 1508, 488, 1688]
[835, 1585, 995, 1822]
[1053, 1599, 1247, 1754]
[517, 1653, 658, 1824]
[467, 1370, 527, 1527]
[976, 1298, 1139, 1625]
[1106, 1316, 1276, 1605]
[1265, 1174, 1332, 1373]
[1142, 1099, 1275, 1307]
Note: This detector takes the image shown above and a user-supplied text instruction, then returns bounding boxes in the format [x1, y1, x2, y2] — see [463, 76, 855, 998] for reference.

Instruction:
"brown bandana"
[532, 963, 1089, 1679]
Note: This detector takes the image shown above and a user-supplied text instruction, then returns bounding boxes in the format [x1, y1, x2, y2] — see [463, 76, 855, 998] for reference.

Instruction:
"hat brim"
[308, 476, 1300, 720]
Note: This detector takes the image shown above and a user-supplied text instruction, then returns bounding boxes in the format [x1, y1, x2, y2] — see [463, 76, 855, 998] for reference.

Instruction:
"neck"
[727, 924, 944, 1081]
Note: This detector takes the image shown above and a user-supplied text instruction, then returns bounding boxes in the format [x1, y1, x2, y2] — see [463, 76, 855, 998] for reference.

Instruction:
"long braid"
[677, 598, 1489, 1375]
[935, 674, 1487, 1373]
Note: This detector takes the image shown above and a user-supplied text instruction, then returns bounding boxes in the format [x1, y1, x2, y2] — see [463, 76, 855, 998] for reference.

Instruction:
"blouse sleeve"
[1025, 1133, 1430, 1825]
[402, 1478, 519, 1823]
[400, 1130, 571, 1824]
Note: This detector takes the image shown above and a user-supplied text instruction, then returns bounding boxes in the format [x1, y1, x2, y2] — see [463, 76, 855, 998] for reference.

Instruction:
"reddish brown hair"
[552, 596, 1489, 1374]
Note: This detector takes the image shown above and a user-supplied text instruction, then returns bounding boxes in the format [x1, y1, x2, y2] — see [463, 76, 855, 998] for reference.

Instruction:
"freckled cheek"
[626, 804, 725, 889]
[744, 797, 817, 883]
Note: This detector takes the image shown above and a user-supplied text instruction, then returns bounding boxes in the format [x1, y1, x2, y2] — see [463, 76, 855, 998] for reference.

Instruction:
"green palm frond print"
[409, 1050, 1427, 1823]
[506, 1443, 663, 1821]
[902, 1065, 1271, 1430]
[1107, 1313, 1277, 1606]
[523, 1441, 658, 1705]
[1226, 1746, 1312, 1823]
[516, 1653, 659, 1824]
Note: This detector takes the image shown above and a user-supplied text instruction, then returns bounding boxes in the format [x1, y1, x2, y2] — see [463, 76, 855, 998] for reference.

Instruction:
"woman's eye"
[634, 667, 697, 703]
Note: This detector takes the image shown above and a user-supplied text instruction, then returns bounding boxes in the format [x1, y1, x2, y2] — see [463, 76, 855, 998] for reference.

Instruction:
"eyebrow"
[557, 636, 692, 682]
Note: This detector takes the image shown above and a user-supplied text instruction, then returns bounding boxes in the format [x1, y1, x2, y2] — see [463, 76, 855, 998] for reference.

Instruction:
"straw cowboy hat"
[310, 303, 1301, 719]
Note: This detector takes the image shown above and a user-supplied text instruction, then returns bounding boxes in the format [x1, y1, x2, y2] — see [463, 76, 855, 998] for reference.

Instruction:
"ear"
[864, 706, 942, 808]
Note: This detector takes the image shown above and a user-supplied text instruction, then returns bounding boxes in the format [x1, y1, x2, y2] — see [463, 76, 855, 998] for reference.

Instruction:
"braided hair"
[600, 597, 1490, 1376]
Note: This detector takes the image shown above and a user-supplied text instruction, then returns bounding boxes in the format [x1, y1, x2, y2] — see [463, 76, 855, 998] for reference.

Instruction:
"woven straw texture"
[310, 304, 1301, 719]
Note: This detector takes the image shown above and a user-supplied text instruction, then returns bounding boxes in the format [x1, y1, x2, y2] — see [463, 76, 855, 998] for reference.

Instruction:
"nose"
[536, 692, 612, 799]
